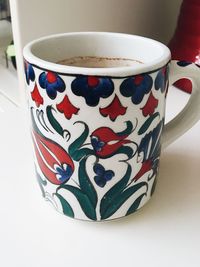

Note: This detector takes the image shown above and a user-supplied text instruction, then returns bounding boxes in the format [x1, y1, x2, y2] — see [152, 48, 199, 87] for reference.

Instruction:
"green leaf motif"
[30, 107, 43, 136]
[101, 181, 148, 220]
[57, 184, 97, 220]
[117, 120, 133, 136]
[79, 158, 98, 208]
[126, 193, 146, 215]
[68, 121, 91, 161]
[55, 193, 74, 218]
[46, 105, 64, 136]
[138, 112, 160, 135]
[71, 148, 94, 161]
[117, 146, 134, 160]
[100, 164, 131, 216]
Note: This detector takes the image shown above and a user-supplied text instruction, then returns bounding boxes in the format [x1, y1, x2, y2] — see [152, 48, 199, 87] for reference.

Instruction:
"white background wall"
[10, 0, 182, 105]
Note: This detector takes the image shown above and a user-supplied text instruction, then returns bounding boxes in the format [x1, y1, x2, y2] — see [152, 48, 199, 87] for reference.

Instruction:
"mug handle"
[162, 60, 200, 149]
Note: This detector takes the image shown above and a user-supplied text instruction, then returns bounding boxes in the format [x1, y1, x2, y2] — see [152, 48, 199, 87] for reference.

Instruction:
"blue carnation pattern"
[71, 76, 114, 106]
[120, 74, 153, 104]
[39, 71, 65, 99]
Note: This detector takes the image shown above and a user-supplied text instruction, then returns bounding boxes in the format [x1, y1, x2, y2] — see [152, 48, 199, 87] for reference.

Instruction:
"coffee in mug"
[23, 32, 200, 221]
[57, 56, 143, 68]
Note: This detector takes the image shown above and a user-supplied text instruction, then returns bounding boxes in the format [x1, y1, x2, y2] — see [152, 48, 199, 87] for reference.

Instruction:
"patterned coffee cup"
[23, 32, 200, 221]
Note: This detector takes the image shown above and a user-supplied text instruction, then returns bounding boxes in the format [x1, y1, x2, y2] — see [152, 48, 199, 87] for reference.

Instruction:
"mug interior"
[24, 32, 171, 76]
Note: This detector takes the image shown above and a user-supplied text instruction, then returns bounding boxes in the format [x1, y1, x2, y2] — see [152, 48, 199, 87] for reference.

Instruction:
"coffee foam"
[57, 56, 143, 68]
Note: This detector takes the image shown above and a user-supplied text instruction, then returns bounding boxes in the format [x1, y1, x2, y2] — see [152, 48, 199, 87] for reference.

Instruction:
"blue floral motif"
[71, 76, 114, 106]
[155, 66, 169, 93]
[39, 71, 65, 99]
[93, 163, 115, 187]
[120, 74, 153, 104]
[138, 120, 163, 161]
[24, 62, 35, 84]
[54, 163, 73, 183]
[91, 136, 105, 152]
[177, 61, 192, 67]
[137, 120, 164, 180]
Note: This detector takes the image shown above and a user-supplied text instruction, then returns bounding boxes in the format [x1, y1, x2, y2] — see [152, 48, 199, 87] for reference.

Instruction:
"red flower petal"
[91, 126, 131, 158]
[132, 160, 152, 182]
[99, 94, 127, 121]
[173, 79, 192, 94]
[92, 127, 128, 143]
[134, 75, 144, 85]
[87, 76, 99, 87]
[141, 92, 158, 117]
[32, 130, 74, 185]
[31, 83, 44, 107]
[33, 141, 59, 184]
[96, 140, 131, 158]
[56, 95, 79, 119]
[47, 72, 57, 83]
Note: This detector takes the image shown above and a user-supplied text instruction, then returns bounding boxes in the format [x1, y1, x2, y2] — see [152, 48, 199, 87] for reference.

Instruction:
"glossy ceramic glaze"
[23, 32, 200, 221]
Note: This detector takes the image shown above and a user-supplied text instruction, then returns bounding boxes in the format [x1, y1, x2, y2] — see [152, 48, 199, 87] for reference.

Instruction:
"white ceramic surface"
[23, 32, 200, 221]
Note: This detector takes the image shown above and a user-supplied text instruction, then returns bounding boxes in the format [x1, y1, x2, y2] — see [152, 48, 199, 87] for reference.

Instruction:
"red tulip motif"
[91, 126, 132, 158]
[140, 92, 158, 117]
[32, 130, 74, 185]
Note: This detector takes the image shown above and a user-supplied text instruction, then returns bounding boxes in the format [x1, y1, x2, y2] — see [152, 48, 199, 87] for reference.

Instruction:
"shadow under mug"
[23, 32, 200, 221]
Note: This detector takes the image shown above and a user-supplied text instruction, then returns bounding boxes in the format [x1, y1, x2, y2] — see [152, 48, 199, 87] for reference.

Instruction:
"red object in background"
[168, 0, 200, 94]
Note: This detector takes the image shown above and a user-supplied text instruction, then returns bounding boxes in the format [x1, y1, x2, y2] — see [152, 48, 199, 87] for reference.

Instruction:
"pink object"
[169, 0, 200, 93]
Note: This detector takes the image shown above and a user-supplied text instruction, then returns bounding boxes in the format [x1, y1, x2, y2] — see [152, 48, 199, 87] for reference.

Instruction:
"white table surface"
[0, 86, 199, 267]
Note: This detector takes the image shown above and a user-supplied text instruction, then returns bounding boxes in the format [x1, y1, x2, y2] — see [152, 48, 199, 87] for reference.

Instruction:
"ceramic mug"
[23, 32, 200, 221]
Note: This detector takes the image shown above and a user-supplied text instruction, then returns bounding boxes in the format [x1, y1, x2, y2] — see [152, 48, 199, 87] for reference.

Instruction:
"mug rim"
[23, 32, 171, 77]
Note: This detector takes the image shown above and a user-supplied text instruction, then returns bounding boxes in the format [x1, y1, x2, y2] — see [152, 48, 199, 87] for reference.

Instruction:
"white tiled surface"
[0, 86, 199, 267]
